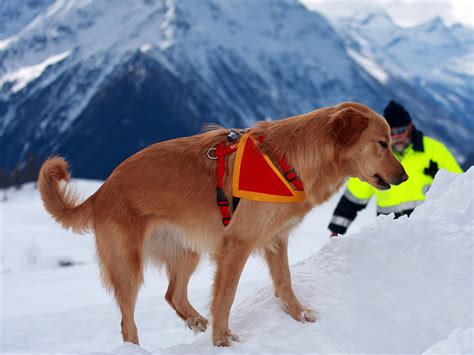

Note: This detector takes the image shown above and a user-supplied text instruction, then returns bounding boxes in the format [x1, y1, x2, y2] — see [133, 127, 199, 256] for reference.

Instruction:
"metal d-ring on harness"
[206, 129, 247, 226]
[206, 148, 218, 160]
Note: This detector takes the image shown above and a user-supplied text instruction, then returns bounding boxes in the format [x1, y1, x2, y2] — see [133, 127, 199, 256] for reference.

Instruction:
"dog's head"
[328, 102, 408, 190]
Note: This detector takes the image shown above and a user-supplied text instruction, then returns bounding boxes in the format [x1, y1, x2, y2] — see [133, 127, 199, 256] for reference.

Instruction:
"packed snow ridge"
[104, 169, 474, 354]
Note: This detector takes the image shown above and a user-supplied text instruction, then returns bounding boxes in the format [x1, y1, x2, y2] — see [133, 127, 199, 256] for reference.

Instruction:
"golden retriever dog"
[38, 102, 407, 347]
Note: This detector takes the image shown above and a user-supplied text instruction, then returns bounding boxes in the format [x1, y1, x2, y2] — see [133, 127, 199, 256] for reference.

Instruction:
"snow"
[139, 44, 153, 53]
[0, 50, 71, 93]
[446, 52, 474, 77]
[422, 328, 474, 355]
[0, 0, 53, 40]
[1, 168, 473, 354]
[0, 36, 15, 50]
[346, 48, 389, 84]
[337, 11, 474, 81]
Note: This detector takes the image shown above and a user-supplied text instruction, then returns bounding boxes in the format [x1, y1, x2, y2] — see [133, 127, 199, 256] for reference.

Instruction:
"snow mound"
[422, 328, 474, 355]
[113, 342, 151, 355]
[170, 169, 473, 353]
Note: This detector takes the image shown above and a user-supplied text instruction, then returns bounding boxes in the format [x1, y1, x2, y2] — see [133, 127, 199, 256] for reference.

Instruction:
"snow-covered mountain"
[0, 0, 473, 179]
[0, 0, 53, 40]
[336, 11, 474, 131]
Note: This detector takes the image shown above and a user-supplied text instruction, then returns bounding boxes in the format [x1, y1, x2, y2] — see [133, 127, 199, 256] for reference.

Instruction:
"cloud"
[300, 0, 474, 27]
[450, 0, 474, 26]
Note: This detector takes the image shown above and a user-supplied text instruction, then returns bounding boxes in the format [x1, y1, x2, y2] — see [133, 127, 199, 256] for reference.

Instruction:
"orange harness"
[208, 131, 305, 226]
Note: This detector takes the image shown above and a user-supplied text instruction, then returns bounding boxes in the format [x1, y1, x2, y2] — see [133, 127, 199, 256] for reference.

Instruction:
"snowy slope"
[0, 178, 373, 353]
[0, 0, 53, 41]
[168, 169, 473, 354]
[423, 328, 474, 355]
[1, 169, 473, 354]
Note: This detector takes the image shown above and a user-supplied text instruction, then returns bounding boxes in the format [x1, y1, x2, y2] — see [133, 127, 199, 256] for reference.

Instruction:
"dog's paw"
[213, 330, 240, 347]
[285, 304, 317, 323]
[186, 316, 208, 333]
[300, 307, 317, 323]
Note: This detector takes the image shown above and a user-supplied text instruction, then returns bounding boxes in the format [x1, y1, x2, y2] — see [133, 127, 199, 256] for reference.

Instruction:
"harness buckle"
[216, 188, 228, 204]
[284, 168, 298, 182]
[227, 129, 240, 143]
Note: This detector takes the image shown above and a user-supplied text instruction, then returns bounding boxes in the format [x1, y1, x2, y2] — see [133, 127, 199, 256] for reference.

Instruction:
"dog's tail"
[38, 156, 93, 234]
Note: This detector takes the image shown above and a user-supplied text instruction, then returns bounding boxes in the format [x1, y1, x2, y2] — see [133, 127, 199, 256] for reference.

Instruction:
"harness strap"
[277, 157, 304, 191]
[257, 135, 304, 191]
[214, 142, 239, 226]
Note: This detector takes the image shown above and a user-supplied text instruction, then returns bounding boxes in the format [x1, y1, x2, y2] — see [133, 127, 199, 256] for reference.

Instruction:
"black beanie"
[383, 100, 412, 128]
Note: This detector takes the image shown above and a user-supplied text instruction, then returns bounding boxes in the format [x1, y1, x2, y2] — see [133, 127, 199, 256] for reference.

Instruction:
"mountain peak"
[416, 15, 447, 32]
[354, 9, 394, 26]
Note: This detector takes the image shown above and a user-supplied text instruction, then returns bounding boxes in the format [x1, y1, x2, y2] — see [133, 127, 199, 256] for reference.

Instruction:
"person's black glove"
[424, 160, 439, 178]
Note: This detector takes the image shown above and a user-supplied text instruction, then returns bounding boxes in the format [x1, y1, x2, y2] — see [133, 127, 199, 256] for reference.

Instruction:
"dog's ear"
[328, 107, 369, 147]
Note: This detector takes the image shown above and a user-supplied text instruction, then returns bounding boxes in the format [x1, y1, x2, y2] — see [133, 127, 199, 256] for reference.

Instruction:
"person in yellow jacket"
[328, 100, 463, 236]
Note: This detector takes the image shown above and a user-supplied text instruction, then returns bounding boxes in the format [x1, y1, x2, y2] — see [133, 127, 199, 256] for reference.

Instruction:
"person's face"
[391, 123, 413, 153]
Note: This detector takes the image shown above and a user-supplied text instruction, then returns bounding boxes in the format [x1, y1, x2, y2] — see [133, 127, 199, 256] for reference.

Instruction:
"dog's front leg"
[264, 237, 316, 323]
[211, 236, 252, 347]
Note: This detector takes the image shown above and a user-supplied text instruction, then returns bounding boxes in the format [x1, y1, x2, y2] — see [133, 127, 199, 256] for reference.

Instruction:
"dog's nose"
[390, 170, 408, 186]
[395, 171, 408, 185]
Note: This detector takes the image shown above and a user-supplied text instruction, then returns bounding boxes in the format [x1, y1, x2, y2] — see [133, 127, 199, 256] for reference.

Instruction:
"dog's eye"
[379, 141, 388, 149]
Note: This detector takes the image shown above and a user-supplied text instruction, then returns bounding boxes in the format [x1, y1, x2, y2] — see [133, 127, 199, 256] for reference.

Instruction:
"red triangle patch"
[232, 135, 305, 203]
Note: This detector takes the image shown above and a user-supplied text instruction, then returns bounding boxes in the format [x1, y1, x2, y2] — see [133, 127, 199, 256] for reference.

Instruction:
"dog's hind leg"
[211, 236, 252, 347]
[264, 236, 316, 323]
[95, 221, 145, 345]
[164, 249, 208, 332]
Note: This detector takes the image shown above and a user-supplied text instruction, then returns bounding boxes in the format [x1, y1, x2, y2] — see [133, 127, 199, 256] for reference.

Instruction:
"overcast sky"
[300, 0, 474, 28]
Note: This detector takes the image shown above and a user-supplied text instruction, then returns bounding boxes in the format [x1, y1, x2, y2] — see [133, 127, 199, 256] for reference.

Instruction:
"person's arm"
[328, 178, 375, 235]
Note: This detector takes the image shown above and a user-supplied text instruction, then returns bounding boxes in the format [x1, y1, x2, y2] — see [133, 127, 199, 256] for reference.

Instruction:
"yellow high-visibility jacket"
[329, 130, 462, 234]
